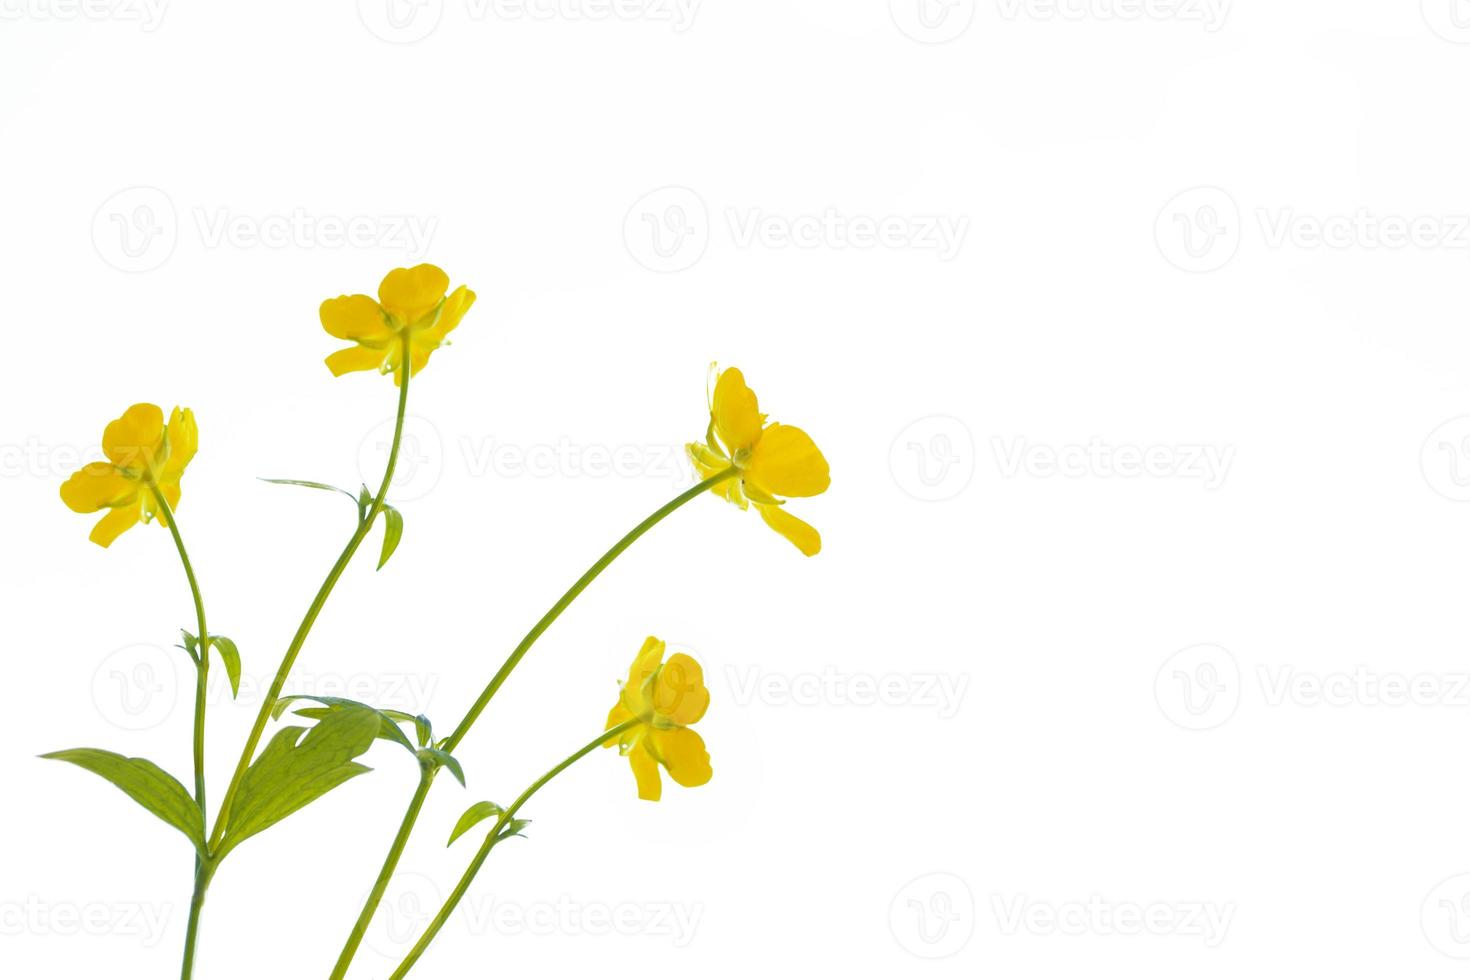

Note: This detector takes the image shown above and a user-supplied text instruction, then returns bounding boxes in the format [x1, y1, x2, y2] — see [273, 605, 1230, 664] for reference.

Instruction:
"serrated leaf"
[211, 635, 241, 699]
[377, 505, 403, 570]
[41, 749, 204, 854]
[273, 695, 418, 754]
[418, 747, 465, 787]
[220, 705, 379, 854]
[447, 801, 504, 846]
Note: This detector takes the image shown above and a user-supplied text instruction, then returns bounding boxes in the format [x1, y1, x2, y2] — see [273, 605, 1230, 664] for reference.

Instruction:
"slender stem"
[207, 333, 413, 854]
[388, 721, 638, 980]
[327, 766, 436, 980]
[328, 469, 737, 980]
[150, 486, 210, 812]
[149, 485, 214, 980]
[442, 467, 737, 753]
[178, 858, 216, 980]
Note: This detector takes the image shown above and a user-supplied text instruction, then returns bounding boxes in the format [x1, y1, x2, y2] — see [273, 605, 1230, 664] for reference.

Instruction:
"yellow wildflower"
[604, 637, 712, 802]
[60, 404, 198, 548]
[687, 365, 830, 556]
[320, 264, 475, 385]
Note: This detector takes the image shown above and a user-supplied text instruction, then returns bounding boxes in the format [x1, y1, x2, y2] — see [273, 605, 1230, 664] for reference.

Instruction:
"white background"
[5, 1, 1470, 977]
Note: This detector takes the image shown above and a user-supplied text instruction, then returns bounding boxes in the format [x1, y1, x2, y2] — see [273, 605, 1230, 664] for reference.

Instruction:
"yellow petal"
[745, 423, 830, 498]
[756, 503, 821, 557]
[102, 404, 165, 470]
[90, 501, 142, 547]
[604, 703, 636, 746]
[653, 653, 709, 726]
[60, 463, 137, 513]
[153, 481, 181, 525]
[320, 294, 393, 342]
[628, 738, 663, 801]
[395, 345, 432, 386]
[378, 264, 449, 323]
[418, 285, 475, 344]
[711, 368, 764, 454]
[325, 345, 389, 377]
[619, 636, 667, 715]
[628, 636, 666, 682]
[649, 727, 712, 789]
[740, 480, 783, 507]
[161, 407, 197, 481]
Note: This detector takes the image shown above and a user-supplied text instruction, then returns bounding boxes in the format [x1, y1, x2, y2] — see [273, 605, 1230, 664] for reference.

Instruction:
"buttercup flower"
[320, 264, 476, 385]
[687, 365, 831, 556]
[604, 637, 712, 802]
[60, 404, 198, 548]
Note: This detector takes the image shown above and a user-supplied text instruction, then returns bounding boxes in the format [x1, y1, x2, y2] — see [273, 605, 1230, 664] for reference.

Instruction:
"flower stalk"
[326, 468, 737, 978]
[147, 484, 213, 980]
[387, 720, 640, 980]
[206, 331, 413, 855]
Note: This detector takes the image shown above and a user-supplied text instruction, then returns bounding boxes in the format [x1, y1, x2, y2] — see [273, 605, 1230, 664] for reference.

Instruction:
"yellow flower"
[687, 365, 831, 556]
[320, 264, 476, 385]
[60, 404, 198, 548]
[604, 637, 712, 802]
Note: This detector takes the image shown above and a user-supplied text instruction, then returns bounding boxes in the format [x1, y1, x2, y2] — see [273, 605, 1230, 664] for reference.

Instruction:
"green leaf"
[498, 818, 531, 842]
[448, 801, 504, 846]
[380, 709, 432, 748]
[179, 630, 200, 664]
[274, 695, 417, 754]
[261, 477, 366, 523]
[211, 635, 242, 699]
[41, 749, 204, 854]
[259, 477, 361, 505]
[418, 747, 465, 787]
[221, 705, 380, 853]
[377, 505, 404, 570]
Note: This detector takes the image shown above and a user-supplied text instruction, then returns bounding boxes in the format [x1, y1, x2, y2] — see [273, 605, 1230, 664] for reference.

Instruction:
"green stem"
[148, 485, 213, 980]
[179, 858, 216, 980]
[207, 333, 413, 855]
[442, 466, 737, 753]
[388, 721, 638, 980]
[327, 765, 436, 980]
[150, 486, 209, 812]
[327, 468, 737, 980]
